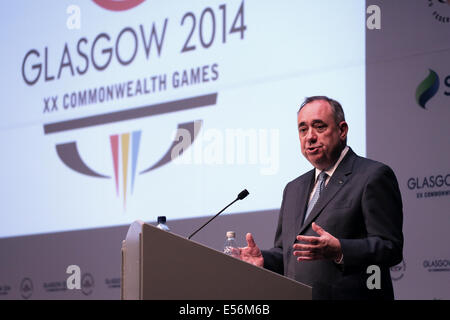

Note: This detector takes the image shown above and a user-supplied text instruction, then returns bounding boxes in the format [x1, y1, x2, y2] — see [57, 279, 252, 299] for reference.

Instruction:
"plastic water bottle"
[156, 216, 170, 231]
[223, 231, 239, 257]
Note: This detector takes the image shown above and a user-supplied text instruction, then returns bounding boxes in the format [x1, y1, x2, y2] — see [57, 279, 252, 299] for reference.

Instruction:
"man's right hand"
[238, 233, 264, 267]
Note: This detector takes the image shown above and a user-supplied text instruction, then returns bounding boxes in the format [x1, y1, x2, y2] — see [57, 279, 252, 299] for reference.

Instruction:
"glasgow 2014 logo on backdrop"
[45, 94, 215, 209]
[93, 0, 145, 11]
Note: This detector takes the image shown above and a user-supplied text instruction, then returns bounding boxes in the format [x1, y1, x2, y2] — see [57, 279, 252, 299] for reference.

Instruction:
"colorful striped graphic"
[48, 94, 216, 211]
[121, 133, 130, 209]
[110, 130, 141, 209]
[131, 131, 141, 194]
[110, 135, 119, 196]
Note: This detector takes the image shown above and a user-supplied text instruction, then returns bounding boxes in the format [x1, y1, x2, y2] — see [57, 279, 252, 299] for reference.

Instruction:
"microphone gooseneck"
[187, 189, 249, 240]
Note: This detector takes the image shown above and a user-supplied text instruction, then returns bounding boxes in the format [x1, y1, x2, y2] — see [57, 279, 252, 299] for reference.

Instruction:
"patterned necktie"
[303, 171, 328, 223]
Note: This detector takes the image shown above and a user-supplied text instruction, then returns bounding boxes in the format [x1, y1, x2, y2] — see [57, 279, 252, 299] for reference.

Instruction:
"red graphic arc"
[92, 0, 145, 11]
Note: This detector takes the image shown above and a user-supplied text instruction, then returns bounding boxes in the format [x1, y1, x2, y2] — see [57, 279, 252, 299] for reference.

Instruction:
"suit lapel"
[298, 148, 357, 235]
[291, 170, 315, 240]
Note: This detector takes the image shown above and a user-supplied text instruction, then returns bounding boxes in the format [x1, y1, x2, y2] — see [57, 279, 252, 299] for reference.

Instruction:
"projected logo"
[45, 94, 216, 209]
[92, 0, 145, 11]
[415, 69, 440, 109]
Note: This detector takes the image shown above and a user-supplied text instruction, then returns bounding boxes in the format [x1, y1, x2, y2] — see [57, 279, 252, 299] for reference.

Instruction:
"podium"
[121, 220, 311, 300]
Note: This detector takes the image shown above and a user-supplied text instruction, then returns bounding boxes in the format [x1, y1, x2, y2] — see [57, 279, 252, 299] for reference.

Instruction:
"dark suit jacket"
[262, 148, 403, 300]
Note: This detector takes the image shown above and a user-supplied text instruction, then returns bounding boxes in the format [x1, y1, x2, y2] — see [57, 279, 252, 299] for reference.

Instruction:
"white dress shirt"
[308, 146, 349, 202]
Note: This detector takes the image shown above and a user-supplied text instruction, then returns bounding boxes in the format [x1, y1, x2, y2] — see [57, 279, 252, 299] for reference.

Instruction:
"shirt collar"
[315, 146, 349, 181]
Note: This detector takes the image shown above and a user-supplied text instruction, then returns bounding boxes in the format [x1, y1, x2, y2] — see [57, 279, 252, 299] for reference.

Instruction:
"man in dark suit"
[238, 96, 403, 300]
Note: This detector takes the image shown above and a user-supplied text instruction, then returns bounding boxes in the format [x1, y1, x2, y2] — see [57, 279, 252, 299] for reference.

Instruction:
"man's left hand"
[293, 222, 342, 262]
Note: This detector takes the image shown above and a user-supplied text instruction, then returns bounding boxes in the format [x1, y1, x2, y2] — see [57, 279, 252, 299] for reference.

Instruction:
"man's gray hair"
[298, 96, 346, 125]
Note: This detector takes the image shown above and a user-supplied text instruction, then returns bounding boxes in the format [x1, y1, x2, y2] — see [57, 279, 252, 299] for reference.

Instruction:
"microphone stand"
[188, 198, 238, 240]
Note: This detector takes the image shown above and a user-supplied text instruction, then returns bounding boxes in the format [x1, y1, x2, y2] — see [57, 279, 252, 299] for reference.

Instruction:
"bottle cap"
[157, 216, 166, 224]
[226, 231, 235, 238]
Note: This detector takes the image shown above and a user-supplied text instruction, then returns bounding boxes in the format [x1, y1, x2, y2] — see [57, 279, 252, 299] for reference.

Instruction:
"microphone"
[187, 189, 249, 240]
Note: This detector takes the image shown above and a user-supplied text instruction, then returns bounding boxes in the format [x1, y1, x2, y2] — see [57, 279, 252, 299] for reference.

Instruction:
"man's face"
[297, 100, 348, 170]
